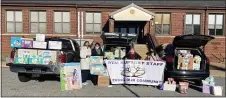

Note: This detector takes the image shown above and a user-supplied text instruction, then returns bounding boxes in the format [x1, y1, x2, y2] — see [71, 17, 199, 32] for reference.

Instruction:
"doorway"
[114, 21, 146, 44]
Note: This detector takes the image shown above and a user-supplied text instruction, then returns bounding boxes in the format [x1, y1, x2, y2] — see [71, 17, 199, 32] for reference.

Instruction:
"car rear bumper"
[6, 63, 60, 75]
[166, 70, 209, 80]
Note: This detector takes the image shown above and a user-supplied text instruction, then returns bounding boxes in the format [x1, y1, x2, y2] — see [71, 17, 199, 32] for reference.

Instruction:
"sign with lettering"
[105, 60, 166, 86]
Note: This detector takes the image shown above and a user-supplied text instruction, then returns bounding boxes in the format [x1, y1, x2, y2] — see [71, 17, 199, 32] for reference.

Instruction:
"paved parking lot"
[1, 68, 225, 97]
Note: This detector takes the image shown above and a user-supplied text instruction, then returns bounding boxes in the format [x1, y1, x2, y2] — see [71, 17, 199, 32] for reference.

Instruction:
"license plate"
[33, 68, 41, 72]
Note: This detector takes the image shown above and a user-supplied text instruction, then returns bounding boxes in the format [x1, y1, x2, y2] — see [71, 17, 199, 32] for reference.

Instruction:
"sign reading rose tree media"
[105, 60, 166, 86]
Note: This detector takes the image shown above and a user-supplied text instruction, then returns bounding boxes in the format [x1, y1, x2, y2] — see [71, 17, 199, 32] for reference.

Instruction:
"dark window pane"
[129, 27, 136, 34]
[155, 24, 162, 34]
[216, 29, 223, 35]
[208, 29, 215, 35]
[163, 24, 170, 35]
[121, 28, 127, 33]
[194, 25, 200, 35]
[185, 25, 192, 35]
[114, 27, 119, 32]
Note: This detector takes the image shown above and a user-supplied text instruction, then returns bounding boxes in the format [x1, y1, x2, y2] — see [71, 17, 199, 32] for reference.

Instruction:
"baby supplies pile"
[10, 34, 62, 65]
[202, 76, 223, 96]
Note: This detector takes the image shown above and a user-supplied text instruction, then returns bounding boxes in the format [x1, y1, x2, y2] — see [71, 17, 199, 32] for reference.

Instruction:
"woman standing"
[80, 41, 91, 85]
[123, 47, 142, 60]
[91, 42, 104, 85]
[91, 42, 104, 56]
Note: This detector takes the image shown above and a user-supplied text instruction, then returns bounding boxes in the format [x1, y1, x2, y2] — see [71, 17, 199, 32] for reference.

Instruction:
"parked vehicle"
[6, 37, 80, 82]
[161, 35, 214, 85]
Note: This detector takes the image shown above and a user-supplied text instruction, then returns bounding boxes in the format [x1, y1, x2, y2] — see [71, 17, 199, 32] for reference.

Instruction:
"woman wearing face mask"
[91, 42, 104, 56]
[123, 47, 142, 60]
[80, 41, 91, 85]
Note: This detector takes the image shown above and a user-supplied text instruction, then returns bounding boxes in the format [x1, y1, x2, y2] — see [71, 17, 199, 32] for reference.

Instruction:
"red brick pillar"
[144, 21, 149, 35]
[71, 9, 76, 35]
[171, 12, 186, 36]
[109, 18, 114, 32]
[23, 9, 29, 34]
[149, 19, 154, 35]
[1, 9, 6, 33]
[47, 9, 53, 34]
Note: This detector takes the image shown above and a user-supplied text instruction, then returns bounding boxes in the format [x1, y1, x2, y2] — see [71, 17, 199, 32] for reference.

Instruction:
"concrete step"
[134, 44, 149, 59]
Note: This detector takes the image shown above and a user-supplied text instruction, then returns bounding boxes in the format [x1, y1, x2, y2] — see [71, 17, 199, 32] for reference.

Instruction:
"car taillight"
[10, 50, 15, 60]
[166, 56, 174, 62]
[59, 52, 66, 63]
[206, 57, 210, 65]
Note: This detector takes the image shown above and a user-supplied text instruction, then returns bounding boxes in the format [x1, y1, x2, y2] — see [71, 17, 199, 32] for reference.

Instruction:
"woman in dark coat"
[91, 42, 104, 56]
[123, 47, 142, 60]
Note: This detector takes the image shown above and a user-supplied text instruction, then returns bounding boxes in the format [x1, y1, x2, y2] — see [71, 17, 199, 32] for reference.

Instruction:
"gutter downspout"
[76, 4, 82, 46]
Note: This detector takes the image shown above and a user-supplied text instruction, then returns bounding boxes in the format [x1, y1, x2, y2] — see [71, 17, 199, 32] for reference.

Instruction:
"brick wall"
[171, 12, 186, 35]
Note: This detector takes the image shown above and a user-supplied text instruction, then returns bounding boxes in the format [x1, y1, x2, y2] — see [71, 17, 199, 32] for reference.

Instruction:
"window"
[208, 14, 224, 36]
[6, 11, 22, 33]
[155, 13, 171, 35]
[86, 12, 101, 34]
[54, 11, 70, 33]
[30, 11, 46, 33]
[185, 14, 201, 35]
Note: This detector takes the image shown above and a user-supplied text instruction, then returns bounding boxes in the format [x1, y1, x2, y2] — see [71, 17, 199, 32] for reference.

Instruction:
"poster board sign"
[36, 34, 45, 41]
[60, 63, 82, 91]
[105, 60, 166, 86]
[48, 41, 62, 50]
[90, 56, 104, 75]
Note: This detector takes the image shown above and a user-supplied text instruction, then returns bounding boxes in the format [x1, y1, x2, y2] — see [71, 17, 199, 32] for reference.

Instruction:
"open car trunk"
[173, 48, 205, 71]
[101, 32, 138, 59]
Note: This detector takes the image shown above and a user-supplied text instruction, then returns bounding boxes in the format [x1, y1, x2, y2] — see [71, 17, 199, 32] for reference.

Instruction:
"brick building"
[1, 0, 226, 62]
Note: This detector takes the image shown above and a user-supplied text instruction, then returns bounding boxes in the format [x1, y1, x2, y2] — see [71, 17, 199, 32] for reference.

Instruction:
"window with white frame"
[208, 14, 224, 36]
[185, 14, 201, 35]
[30, 11, 46, 33]
[6, 11, 22, 33]
[155, 13, 171, 35]
[85, 12, 101, 34]
[54, 11, 70, 33]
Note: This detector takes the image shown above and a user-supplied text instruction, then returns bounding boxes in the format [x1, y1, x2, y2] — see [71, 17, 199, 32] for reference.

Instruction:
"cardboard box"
[33, 41, 47, 49]
[177, 55, 183, 69]
[10, 37, 22, 48]
[22, 38, 33, 48]
[38, 50, 58, 65]
[98, 76, 109, 87]
[48, 41, 62, 50]
[188, 58, 194, 70]
[36, 34, 45, 41]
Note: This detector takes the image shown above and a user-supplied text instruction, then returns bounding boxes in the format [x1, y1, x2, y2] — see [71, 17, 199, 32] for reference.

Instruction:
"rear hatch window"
[173, 48, 204, 71]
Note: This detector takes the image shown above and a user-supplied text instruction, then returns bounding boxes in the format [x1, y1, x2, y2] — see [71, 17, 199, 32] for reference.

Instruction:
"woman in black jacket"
[91, 42, 104, 56]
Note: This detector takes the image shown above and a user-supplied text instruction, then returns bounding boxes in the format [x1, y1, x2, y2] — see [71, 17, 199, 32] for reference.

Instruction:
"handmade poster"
[22, 38, 33, 48]
[17, 49, 37, 58]
[48, 41, 62, 50]
[90, 56, 103, 65]
[105, 60, 166, 85]
[33, 41, 47, 49]
[38, 50, 58, 65]
[10, 37, 22, 48]
[36, 34, 45, 41]
[60, 63, 82, 91]
[90, 56, 104, 75]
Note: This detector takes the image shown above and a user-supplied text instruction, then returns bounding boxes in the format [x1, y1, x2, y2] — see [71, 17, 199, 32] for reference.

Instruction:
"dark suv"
[162, 35, 214, 85]
[6, 37, 80, 82]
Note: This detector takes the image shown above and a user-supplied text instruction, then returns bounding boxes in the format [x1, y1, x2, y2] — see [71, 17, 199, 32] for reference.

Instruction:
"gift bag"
[202, 80, 212, 94]
[179, 82, 189, 94]
[163, 82, 176, 91]
[212, 86, 223, 96]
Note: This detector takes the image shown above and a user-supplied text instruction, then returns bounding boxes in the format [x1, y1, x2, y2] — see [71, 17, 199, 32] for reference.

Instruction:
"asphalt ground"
[1, 68, 225, 97]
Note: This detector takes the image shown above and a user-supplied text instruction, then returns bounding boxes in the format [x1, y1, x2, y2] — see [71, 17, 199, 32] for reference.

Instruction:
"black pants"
[81, 70, 90, 83]
[91, 75, 98, 85]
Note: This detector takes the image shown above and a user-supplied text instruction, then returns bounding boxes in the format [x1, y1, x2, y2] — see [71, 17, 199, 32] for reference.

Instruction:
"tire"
[18, 73, 31, 82]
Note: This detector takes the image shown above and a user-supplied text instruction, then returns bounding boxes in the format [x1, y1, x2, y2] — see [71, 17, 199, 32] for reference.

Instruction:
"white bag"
[48, 41, 62, 49]
[163, 83, 176, 91]
[213, 86, 223, 96]
[33, 41, 47, 49]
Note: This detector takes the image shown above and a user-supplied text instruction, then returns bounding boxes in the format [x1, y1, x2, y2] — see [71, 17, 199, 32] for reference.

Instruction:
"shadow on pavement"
[210, 65, 225, 72]
[122, 85, 140, 97]
[34, 75, 60, 82]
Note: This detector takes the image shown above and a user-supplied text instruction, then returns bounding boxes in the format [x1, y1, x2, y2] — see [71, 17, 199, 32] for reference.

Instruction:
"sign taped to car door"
[105, 60, 166, 86]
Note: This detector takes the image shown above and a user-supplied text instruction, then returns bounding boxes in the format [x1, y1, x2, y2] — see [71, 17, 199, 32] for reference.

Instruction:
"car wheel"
[18, 73, 31, 82]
